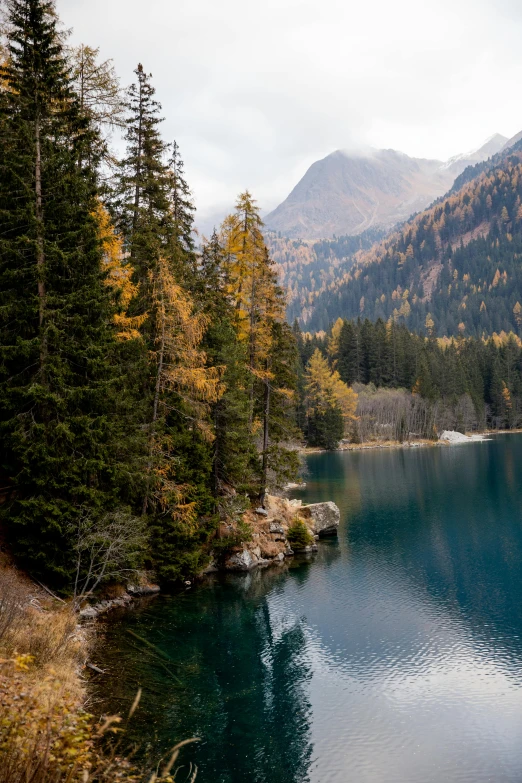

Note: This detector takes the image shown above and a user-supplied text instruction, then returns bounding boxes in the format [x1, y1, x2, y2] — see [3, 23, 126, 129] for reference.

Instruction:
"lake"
[97, 434, 522, 782]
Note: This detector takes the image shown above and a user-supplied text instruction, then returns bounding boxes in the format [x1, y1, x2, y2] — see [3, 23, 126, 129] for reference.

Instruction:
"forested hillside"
[266, 228, 384, 323]
[295, 319, 522, 447]
[0, 0, 300, 589]
[305, 143, 522, 335]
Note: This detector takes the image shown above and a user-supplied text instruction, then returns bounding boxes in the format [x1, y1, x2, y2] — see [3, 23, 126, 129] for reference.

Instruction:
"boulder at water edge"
[300, 502, 340, 536]
[224, 547, 258, 571]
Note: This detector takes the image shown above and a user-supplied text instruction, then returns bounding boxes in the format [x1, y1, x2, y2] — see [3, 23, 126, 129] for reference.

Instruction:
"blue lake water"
[98, 434, 522, 782]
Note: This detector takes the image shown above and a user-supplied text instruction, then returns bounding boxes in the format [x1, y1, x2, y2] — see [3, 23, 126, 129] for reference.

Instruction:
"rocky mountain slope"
[266, 135, 508, 240]
[302, 138, 522, 337]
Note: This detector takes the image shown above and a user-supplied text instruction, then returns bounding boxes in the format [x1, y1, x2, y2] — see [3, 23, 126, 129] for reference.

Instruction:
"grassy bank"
[0, 565, 197, 782]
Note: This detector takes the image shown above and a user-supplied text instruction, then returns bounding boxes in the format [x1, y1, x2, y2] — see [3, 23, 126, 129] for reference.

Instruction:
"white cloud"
[58, 0, 522, 221]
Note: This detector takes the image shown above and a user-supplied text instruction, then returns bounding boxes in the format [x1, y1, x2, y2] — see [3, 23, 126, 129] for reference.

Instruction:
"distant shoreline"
[300, 429, 522, 455]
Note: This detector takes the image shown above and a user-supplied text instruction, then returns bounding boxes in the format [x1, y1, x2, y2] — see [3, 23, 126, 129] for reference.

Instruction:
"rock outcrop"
[222, 495, 340, 571]
[79, 572, 161, 620]
[300, 501, 341, 536]
[439, 430, 487, 444]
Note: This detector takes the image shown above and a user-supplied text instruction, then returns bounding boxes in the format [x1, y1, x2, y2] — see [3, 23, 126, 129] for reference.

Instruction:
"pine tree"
[221, 193, 301, 501]
[305, 349, 357, 449]
[114, 74, 226, 581]
[116, 63, 168, 282]
[197, 231, 256, 496]
[337, 320, 362, 385]
[0, 0, 122, 583]
[261, 321, 301, 500]
[165, 140, 197, 285]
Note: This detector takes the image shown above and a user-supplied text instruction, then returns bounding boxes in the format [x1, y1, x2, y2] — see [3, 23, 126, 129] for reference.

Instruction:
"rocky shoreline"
[217, 496, 340, 572]
[78, 495, 341, 619]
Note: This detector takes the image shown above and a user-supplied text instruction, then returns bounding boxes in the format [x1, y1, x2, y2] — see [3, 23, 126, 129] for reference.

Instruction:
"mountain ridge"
[301, 137, 522, 337]
[266, 134, 508, 240]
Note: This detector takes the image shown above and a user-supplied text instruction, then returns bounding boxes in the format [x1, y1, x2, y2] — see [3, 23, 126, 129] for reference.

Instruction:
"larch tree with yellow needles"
[305, 349, 358, 449]
[221, 192, 301, 502]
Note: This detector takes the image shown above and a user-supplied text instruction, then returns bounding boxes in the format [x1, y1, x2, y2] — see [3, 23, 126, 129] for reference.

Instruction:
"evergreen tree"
[165, 140, 197, 285]
[260, 320, 301, 503]
[116, 63, 168, 282]
[337, 321, 357, 385]
[305, 350, 357, 449]
[115, 72, 220, 582]
[0, 0, 121, 582]
[198, 231, 256, 495]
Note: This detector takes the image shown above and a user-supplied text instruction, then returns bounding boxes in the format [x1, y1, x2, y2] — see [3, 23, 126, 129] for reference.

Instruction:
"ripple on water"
[97, 436, 522, 783]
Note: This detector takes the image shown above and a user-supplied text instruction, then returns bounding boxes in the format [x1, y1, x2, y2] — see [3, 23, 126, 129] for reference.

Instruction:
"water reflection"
[99, 566, 316, 783]
[98, 435, 522, 783]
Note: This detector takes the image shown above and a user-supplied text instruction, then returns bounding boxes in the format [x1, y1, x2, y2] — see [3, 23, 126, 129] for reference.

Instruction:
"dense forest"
[304, 143, 522, 335]
[3, 0, 522, 595]
[0, 0, 305, 589]
[295, 318, 522, 446]
[266, 227, 384, 322]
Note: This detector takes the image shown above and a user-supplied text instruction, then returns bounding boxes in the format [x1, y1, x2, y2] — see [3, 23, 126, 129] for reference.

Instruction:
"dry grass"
[0, 568, 198, 782]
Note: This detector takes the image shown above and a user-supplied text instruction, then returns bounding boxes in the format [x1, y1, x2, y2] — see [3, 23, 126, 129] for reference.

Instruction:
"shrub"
[286, 519, 313, 550]
[0, 567, 199, 782]
[0, 569, 29, 644]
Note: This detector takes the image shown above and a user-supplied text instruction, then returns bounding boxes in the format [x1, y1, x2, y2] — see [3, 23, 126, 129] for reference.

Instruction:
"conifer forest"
[2, 0, 522, 592]
[0, 0, 303, 586]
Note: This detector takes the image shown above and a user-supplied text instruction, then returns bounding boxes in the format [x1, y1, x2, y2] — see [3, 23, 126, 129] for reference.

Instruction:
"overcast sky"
[58, 0, 522, 223]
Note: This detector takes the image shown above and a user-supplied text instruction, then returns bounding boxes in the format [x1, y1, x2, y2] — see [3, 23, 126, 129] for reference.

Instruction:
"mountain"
[267, 227, 386, 321]
[442, 133, 508, 176]
[301, 138, 522, 337]
[265, 135, 507, 240]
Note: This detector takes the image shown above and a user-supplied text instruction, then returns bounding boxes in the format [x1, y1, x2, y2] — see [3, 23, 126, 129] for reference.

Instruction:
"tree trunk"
[213, 404, 220, 497]
[248, 264, 257, 427]
[260, 368, 270, 507]
[142, 292, 165, 515]
[35, 115, 47, 378]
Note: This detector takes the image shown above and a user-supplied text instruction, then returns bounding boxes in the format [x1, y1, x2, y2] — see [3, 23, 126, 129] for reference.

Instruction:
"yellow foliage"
[491, 268, 501, 288]
[399, 299, 411, 318]
[502, 382, 512, 409]
[328, 317, 344, 359]
[0, 568, 197, 782]
[305, 349, 357, 426]
[151, 257, 224, 424]
[489, 331, 522, 348]
[146, 257, 224, 520]
[93, 203, 146, 340]
[220, 192, 290, 426]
